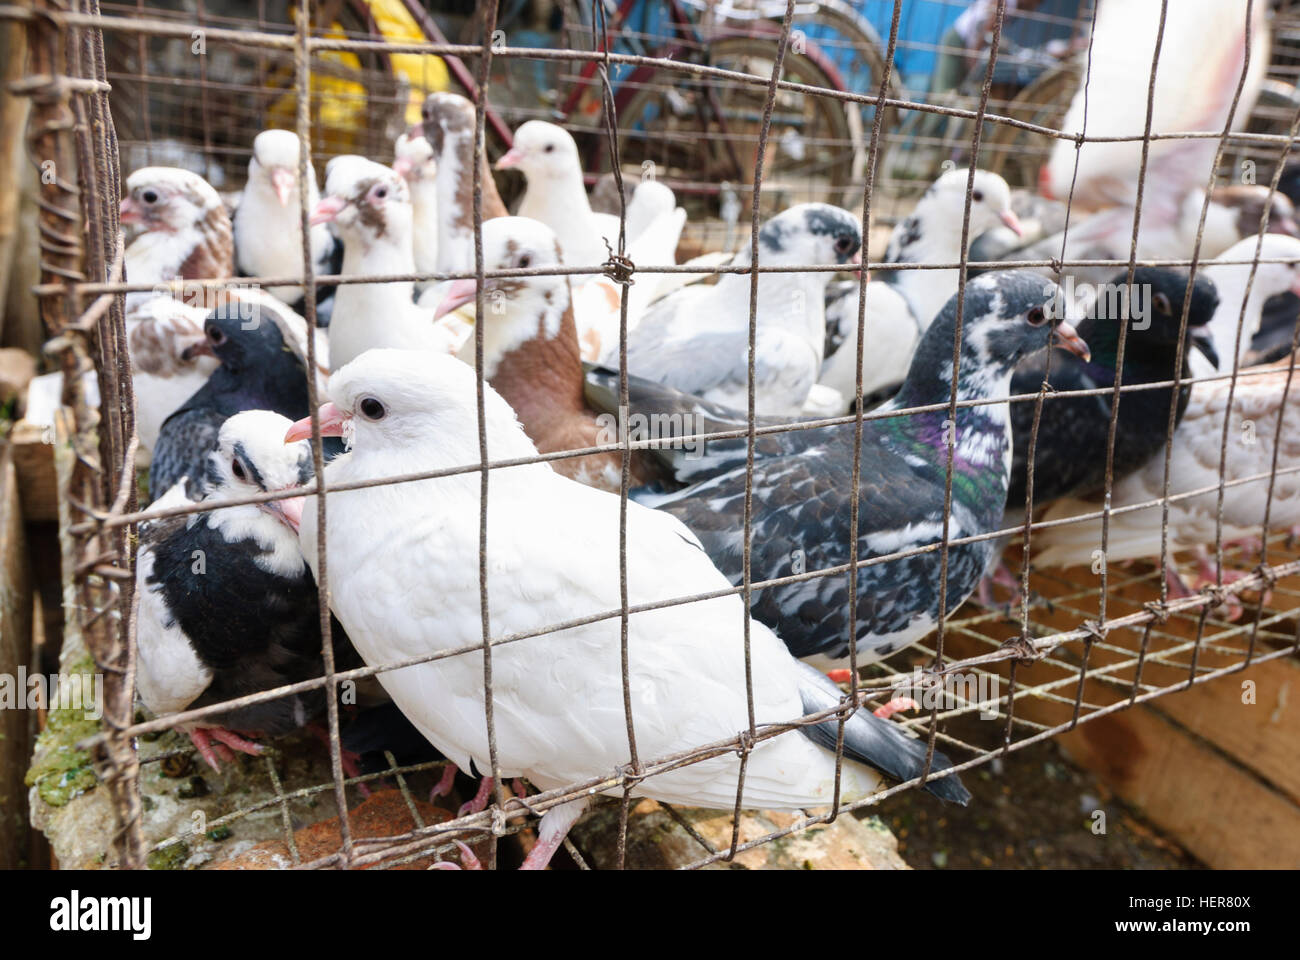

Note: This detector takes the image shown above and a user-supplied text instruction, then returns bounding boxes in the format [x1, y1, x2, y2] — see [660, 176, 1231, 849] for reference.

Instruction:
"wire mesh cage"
[5, 0, 1300, 872]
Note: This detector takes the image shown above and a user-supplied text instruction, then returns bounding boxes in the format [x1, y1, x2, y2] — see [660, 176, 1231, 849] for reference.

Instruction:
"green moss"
[147, 841, 189, 870]
[24, 654, 103, 807]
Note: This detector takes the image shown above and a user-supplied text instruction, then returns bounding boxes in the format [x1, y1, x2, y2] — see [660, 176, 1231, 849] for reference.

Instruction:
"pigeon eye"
[207, 326, 226, 345]
[1026, 306, 1047, 327]
[231, 459, 246, 480]
[374, 186, 387, 199]
[972, 189, 984, 203]
[141, 189, 159, 204]
[359, 396, 386, 421]
[834, 236, 853, 254]
[518, 254, 531, 269]
[544, 144, 555, 153]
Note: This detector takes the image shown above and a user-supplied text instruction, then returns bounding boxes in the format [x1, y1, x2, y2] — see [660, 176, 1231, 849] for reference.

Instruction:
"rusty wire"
[12, 0, 1300, 871]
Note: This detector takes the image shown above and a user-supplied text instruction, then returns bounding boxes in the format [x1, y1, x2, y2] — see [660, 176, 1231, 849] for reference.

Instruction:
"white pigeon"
[616, 203, 862, 417]
[312, 156, 468, 370]
[392, 128, 439, 293]
[121, 166, 233, 310]
[125, 294, 218, 454]
[1192, 234, 1300, 379]
[1034, 355, 1300, 597]
[287, 349, 969, 870]
[232, 129, 337, 303]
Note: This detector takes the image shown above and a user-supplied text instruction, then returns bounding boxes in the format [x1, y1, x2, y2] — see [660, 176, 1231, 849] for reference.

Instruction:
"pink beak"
[1052, 319, 1091, 362]
[494, 147, 525, 170]
[285, 402, 349, 443]
[1038, 165, 1054, 201]
[261, 494, 305, 533]
[999, 209, 1025, 237]
[1289, 273, 1300, 298]
[271, 167, 296, 207]
[119, 196, 143, 225]
[434, 277, 479, 320]
[310, 196, 348, 226]
[392, 157, 414, 179]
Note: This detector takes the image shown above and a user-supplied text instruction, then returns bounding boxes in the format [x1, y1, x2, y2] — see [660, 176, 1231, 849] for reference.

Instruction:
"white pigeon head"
[249, 129, 312, 207]
[1209, 234, 1300, 299]
[420, 91, 477, 155]
[207, 410, 313, 530]
[432, 216, 571, 376]
[312, 156, 412, 245]
[494, 120, 581, 182]
[919, 169, 1022, 239]
[121, 167, 224, 233]
[290, 349, 537, 466]
[752, 203, 862, 274]
[393, 129, 437, 183]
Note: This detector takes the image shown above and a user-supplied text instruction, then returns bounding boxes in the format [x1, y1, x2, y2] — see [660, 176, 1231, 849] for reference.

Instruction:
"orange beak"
[271, 167, 296, 207]
[310, 196, 348, 226]
[285, 402, 349, 443]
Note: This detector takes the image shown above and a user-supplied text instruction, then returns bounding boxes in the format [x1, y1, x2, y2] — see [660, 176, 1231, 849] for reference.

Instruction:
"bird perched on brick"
[617, 203, 862, 417]
[136, 411, 357, 772]
[592, 272, 1088, 668]
[232, 129, 341, 311]
[121, 166, 233, 311]
[286, 350, 970, 869]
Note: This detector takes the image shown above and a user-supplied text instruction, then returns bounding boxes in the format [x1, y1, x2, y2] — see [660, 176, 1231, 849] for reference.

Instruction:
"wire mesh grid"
[7, 0, 1300, 870]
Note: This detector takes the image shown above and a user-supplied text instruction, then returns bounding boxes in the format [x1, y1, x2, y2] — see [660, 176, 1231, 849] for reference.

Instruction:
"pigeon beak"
[285, 402, 349, 443]
[310, 196, 347, 226]
[434, 277, 480, 320]
[1289, 272, 1300, 298]
[494, 147, 525, 170]
[392, 157, 414, 179]
[1191, 328, 1220, 370]
[119, 196, 143, 225]
[999, 209, 1025, 237]
[271, 168, 296, 207]
[1268, 216, 1300, 239]
[1038, 164, 1054, 201]
[262, 494, 305, 534]
[1052, 319, 1091, 362]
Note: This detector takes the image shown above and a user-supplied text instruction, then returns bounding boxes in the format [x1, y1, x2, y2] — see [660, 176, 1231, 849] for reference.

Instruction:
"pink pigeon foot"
[188, 726, 263, 773]
[430, 840, 481, 871]
[307, 723, 370, 797]
[458, 776, 495, 816]
[519, 798, 590, 871]
[873, 696, 920, 721]
[512, 778, 528, 801]
[429, 764, 459, 802]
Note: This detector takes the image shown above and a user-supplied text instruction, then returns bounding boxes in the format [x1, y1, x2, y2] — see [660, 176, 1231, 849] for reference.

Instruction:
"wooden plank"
[0, 443, 34, 868]
[10, 420, 56, 522]
[1056, 706, 1300, 869]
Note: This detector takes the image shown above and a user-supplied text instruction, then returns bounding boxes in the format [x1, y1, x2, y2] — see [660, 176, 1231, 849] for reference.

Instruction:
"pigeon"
[232, 129, 340, 307]
[433, 216, 659, 492]
[1192, 235, 1300, 379]
[817, 169, 1023, 409]
[312, 156, 469, 370]
[125, 294, 218, 454]
[121, 166, 233, 310]
[286, 349, 971, 870]
[136, 410, 358, 772]
[968, 189, 1069, 269]
[1006, 267, 1222, 509]
[392, 127, 439, 293]
[419, 92, 510, 275]
[148, 303, 312, 503]
[622, 272, 1089, 668]
[1034, 354, 1300, 598]
[616, 203, 862, 417]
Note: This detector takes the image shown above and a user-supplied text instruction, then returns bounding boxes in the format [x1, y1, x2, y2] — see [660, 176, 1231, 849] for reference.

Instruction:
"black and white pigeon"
[1006, 266, 1221, 509]
[147, 304, 311, 503]
[287, 350, 970, 870]
[136, 410, 358, 772]
[232, 129, 342, 319]
[616, 203, 861, 417]
[593, 272, 1089, 668]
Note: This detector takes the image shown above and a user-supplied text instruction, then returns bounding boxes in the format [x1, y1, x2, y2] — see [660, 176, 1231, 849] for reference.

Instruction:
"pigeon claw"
[188, 726, 263, 773]
[431, 840, 482, 871]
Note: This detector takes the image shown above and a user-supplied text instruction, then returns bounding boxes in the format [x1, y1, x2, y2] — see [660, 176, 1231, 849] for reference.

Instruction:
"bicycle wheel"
[599, 31, 856, 216]
[980, 58, 1081, 190]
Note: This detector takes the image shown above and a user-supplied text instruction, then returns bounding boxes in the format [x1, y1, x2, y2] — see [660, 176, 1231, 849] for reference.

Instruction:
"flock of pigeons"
[121, 84, 1300, 868]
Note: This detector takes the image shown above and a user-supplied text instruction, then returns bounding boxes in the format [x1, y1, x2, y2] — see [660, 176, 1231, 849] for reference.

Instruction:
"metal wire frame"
[9, 0, 1300, 869]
